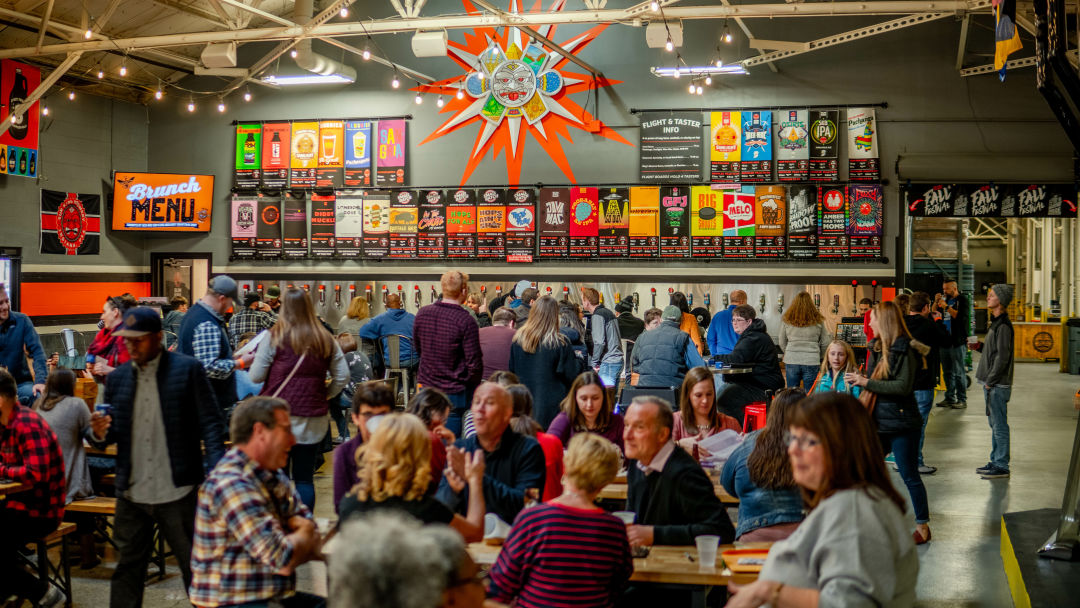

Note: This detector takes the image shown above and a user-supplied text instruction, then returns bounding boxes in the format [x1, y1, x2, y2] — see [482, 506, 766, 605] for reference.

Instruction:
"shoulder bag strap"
[270, 354, 306, 399]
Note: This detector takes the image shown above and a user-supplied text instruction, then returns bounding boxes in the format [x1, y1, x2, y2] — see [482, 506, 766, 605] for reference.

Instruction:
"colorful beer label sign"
[234, 124, 262, 189]
[775, 109, 809, 181]
[659, 186, 691, 258]
[722, 190, 756, 259]
[446, 188, 477, 258]
[230, 195, 258, 259]
[256, 196, 282, 258]
[538, 187, 570, 258]
[316, 120, 344, 188]
[754, 185, 787, 258]
[375, 120, 407, 187]
[808, 110, 839, 182]
[628, 186, 660, 258]
[568, 187, 599, 258]
[260, 122, 290, 188]
[388, 190, 418, 259]
[1, 60, 41, 179]
[476, 188, 507, 259]
[417, 189, 448, 258]
[846, 108, 880, 181]
[817, 186, 848, 258]
[598, 188, 630, 258]
[309, 193, 336, 258]
[344, 121, 373, 187]
[847, 184, 883, 257]
[740, 111, 772, 183]
[362, 191, 391, 258]
[786, 185, 818, 258]
[710, 111, 741, 184]
[690, 185, 723, 258]
[506, 188, 536, 263]
[334, 191, 365, 258]
[290, 122, 319, 187]
[282, 192, 308, 258]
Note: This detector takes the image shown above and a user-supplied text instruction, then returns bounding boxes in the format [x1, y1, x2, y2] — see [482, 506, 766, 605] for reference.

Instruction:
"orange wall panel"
[21, 282, 151, 317]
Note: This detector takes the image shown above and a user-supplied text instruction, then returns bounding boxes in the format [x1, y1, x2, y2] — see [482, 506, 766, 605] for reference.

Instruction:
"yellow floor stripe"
[1000, 517, 1032, 608]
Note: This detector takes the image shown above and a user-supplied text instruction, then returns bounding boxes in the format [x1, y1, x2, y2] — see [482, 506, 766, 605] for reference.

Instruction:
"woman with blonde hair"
[338, 413, 485, 542]
[250, 287, 349, 510]
[547, 371, 625, 452]
[810, 340, 862, 397]
[673, 366, 741, 459]
[779, 291, 831, 390]
[509, 296, 581, 428]
[489, 433, 632, 607]
[845, 300, 932, 544]
[337, 296, 371, 336]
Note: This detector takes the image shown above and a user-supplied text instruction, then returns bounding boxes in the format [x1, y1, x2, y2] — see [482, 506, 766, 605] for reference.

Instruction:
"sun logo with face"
[418, 0, 630, 185]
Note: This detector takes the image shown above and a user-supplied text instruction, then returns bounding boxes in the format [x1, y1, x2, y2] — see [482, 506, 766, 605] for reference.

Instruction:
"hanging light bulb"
[665, 37, 673, 52]
[414, 93, 423, 104]
[688, 82, 696, 94]
[715, 58, 723, 68]
[696, 85, 703, 95]
[187, 98, 196, 112]
[84, 29, 93, 39]
[97, 68, 103, 79]
[391, 75, 400, 89]
[436, 96, 445, 108]
[68, 90, 75, 100]
[340, 6, 348, 17]
[650, 1, 659, 10]
[119, 62, 127, 77]
[456, 88, 464, 99]
[705, 75, 712, 85]
[217, 99, 226, 113]
[290, 49, 298, 58]
[724, 31, 733, 43]
[154, 88, 163, 100]
[243, 89, 252, 102]
[362, 46, 371, 60]
[41, 104, 49, 116]
[673, 66, 681, 78]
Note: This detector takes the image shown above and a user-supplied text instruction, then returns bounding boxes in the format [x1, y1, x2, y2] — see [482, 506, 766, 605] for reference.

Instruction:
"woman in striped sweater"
[488, 433, 632, 607]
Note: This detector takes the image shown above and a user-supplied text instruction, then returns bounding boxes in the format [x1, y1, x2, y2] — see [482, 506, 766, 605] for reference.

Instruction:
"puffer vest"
[633, 321, 690, 388]
[259, 340, 331, 417]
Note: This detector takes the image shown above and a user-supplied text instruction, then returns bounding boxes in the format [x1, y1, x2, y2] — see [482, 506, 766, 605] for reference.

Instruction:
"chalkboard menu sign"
[569, 187, 599, 258]
[598, 188, 629, 258]
[786, 185, 817, 258]
[477, 188, 507, 259]
[506, 188, 536, 262]
[629, 186, 660, 258]
[447, 189, 477, 258]
[817, 185, 848, 258]
[388, 190, 418, 259]
[417, 190, 447, 258]
[659, 186, 691, 258]
[639, 112, 704, 182]
[538, 188, 570, 258]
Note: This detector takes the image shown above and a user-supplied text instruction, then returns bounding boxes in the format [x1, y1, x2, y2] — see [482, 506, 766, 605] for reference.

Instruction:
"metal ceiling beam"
[0, 51, 82, 136]
[469, 0, 604, 76]
[205, 0, 238, 29]
[34, 0, 54, 53]
[955, 13, 969, 69]
[959, 49, 1078, 76]
[150, 0, 231, 29]
[216, 0, 288, 27]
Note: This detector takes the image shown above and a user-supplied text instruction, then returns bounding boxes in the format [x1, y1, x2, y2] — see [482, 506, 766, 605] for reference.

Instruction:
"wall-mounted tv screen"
[111, 172, 214, 232]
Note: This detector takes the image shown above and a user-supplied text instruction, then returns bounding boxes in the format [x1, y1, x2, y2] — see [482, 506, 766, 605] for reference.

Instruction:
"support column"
[1060, 218, 1071, 318]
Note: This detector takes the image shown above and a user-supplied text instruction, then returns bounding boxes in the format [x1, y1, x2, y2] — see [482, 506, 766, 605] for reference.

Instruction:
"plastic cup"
[94, 403, 112, 418]
[695, 535, 719, 566]
[613, 511, 636, 525]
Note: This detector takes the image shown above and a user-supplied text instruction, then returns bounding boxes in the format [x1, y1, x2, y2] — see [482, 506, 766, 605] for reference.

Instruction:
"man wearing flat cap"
[91, 306, 227, 607]
[973, 283, 1015, 480]
[177, 275, 248, 411]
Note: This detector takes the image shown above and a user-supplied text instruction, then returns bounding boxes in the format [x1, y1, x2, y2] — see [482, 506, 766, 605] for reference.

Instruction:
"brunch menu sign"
[111, 172, 214, 232]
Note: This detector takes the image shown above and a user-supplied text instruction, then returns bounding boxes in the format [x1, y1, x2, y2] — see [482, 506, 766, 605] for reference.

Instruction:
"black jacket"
[938, 293, 970, 346]
[865, 336, 928, 434]
[717, 319, 784, 392]
[617, 314, 646, 342]
[904, 314, 950, 390]
[97, 350, 228, 493]
[626, 445, 736, 545]
[975, 312, 1014, 387]
[509, 340, 581, 429]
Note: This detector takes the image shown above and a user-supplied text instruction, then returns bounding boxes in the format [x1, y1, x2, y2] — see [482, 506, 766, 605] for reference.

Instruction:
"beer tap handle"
[832, 294, 840, 315]
[814, 293, 821, 309]
[256, 284, 264, 297]
[687, 293, 693, 307]
[759, 294, 766, 313]
[777, 294, 784, 314]
[382, 286, 389, 306]
[851, 280, 859, 315]
[430, 286, 437, 303]
[722, 293, 729, 308]
[651, 288, 656, 308]
[302, 284, 310, 293]
[703, 293, 711, 312]
[632, 292, 639, 313]
[335, 285, 342, 307]
[318, 285, 325, 305]
[364, 285, 372, 303]
[414, 285, 421, 309]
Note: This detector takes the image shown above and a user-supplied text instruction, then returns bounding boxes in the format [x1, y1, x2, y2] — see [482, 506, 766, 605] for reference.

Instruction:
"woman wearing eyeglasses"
[723, 392, 918, 608]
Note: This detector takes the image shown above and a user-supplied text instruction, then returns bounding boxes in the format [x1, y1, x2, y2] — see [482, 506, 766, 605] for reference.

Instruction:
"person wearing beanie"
[973, 283, 1015, 479]
[614, 296, 645, 342]
[630, 305, 706, 389]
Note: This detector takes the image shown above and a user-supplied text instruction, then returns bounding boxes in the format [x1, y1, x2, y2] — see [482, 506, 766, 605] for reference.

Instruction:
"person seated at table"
[332, 381, 395, 513]
[507, 383, 563, 501]
[810, 340, 862, 397]
[339, 413, 485, 542]
[461, 371, 520, 439]
[489, 433, 632, 607]
[723, 393, 918, 608]
[623, 396, 735, 547]
[716, 305, 784, 426]
[720, 388, 806, 543]
[189, 396, 324, 608]
[672, 366, 741, 459]
[330, 511, 506, 608]
[630, 306, 706, 388]
[547, 370, 625, 453]
[436, 382, 546, 526]
[407, 388, 456, 486]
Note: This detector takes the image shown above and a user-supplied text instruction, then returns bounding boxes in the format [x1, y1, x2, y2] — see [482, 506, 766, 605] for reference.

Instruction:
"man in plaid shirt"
[190, 396, 323, 608]
[228, 292, 277, 349]
[0, 368, 67, 606]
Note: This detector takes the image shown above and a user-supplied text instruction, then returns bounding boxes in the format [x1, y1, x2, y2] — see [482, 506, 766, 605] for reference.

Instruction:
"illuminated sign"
[111, 172, 215, 232]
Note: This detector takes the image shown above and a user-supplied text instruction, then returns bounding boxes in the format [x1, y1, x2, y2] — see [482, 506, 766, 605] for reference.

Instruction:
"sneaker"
[981, 466, 1010, 479]
[975, 462, 994, 474]
[950, 401, 967, 409]
[936, 399, 956, 408]
[884, 453, 895, 464]
[38, 584, 65, 608]
[918, 465, 938, 475]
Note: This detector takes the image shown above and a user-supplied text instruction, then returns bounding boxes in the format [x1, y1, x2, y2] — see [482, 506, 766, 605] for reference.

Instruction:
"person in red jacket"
[507, 383, 563, 502]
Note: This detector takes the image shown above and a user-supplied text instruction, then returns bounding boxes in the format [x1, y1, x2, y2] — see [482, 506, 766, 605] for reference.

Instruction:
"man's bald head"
[441, 270, 469, 303]
[386, 294, 402, 309]
[730, 290, 747, 305]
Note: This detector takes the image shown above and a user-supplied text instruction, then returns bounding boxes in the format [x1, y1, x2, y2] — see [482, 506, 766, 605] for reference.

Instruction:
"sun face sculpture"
[418, 0, 630, 185]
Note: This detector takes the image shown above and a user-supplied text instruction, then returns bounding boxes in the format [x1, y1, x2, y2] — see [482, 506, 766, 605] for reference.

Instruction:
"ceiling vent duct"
[290, 0, 356, 83]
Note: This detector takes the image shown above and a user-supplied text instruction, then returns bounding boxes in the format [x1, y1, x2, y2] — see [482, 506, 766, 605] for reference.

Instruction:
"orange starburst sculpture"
[417, 0, 632, 186]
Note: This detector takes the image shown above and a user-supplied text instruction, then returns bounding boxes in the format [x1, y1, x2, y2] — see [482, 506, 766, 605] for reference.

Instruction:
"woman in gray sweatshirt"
[779, 292, 832, 391]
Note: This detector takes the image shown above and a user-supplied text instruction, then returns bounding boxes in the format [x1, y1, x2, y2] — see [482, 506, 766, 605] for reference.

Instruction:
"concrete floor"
[44, 358, 1080, 607]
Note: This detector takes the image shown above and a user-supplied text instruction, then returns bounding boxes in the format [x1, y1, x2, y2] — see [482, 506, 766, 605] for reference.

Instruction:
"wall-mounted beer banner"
[905, 183, 1078, 218]
[233, 119, 408, 190]
[230, 182, 884, 262]
[1, 60, 41, 179]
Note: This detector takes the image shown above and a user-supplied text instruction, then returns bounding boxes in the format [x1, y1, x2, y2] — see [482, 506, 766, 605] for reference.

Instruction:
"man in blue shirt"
[359, 293, 418, 367]
[0, 284, 47, 405]
[706, 290, 746, 356]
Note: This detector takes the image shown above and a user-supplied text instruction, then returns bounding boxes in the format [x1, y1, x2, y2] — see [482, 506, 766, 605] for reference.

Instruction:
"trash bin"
[1067, 319, 1080, 375]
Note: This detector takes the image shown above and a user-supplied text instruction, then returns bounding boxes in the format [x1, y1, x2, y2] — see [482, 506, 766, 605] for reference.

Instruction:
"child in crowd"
[336, 332, 375, 443]
[811, 340, 862, 397]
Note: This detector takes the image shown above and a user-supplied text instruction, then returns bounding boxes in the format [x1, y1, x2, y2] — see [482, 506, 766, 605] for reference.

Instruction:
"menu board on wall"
[234, 124, 262, 188]
[290, 122, 318, 187]
[786, 185, 817, 258]
[598, 187, 629, 258]
[710, 111, 741, 184]
[740, 111, 772, 183]
[638, 112, 704, 182]
[446, 188, 477, 258]
[309, 193, 336, 258]
[256, 196, 282, 258]
[344, 121, 373, 187]
[417, 189, 448, 258]
[538, 187, 570, 258]
[569, 187, 599, 258]
[659, 186, 690, 258]
[316, 120, 344, 188]
[282, 192, 308, 258]
[362, 191, 391, 258]
[506, 188, 536, 263]
[846, 108, 880, 181]
[335, 191, 364, 257]
[230, 195, 258, 259]
[628, 186, 660, 258]
[775, 109, 809, 181]
[260, 122, 290, 188]
[477, 188, 507, 259]
[754, 185, 786, 258]
[847, 184, 883, 257]
[817, 185, 848, 258]
[808, 110, 839, 182]
[690, 186, 723, 258]
[376, 120, 407, 187]
[722, 190, 756, 259]
[389, 190, 418, 259]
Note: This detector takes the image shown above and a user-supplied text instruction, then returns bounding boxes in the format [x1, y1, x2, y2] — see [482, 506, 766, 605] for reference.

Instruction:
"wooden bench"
[20, 521, 77, 607]
[66, 496, 168, 580]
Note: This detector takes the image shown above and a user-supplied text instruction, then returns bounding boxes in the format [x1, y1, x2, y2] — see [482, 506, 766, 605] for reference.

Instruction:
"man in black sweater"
[716, 304, 784, 425]
[624, 397, 735, 547]
[905, 292, 952, 475]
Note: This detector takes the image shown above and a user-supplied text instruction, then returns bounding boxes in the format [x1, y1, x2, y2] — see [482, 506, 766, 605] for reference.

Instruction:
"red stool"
[742, 402, 767, 433]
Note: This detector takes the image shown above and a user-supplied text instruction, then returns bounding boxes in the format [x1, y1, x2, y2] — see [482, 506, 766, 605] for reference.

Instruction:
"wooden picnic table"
[599, 479, 739, 504]
[0, 480, 32, 501]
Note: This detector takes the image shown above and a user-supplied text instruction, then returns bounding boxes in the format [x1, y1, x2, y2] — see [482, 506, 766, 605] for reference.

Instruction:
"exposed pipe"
[291, 0, 355, 81]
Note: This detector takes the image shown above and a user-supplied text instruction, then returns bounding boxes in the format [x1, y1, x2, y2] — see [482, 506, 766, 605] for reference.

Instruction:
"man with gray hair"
[189, 396, 323, 608]
[330, 511, 492, 608]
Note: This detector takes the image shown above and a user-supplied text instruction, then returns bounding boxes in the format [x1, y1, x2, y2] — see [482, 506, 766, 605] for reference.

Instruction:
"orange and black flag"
[994, 0, 1023, 81]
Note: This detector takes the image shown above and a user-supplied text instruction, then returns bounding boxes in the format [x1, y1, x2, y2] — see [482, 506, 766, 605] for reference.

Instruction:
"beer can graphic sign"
[234, 124, 261, 189]
[316, 120, 344, 188]
[568, 187, 599, 259]
[230, 195, 258, 259]
[260, 122, 290, 188]
[344, 121, 373, 187]
[417, 190, 447, 258]
[754, 185, 786, 258]
[659, 186, 690, 259]
[290, 121, 319, 187]
[598, 188, 630, 259]
[477, 188, 507, 260]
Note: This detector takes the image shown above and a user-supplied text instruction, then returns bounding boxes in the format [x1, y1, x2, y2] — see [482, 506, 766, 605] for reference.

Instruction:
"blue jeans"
[598, 362, 622, 388]
[785, 364, 818, 390]
[444, 390, 470, 438]
[914, 389, 934, 466]
[16, 381, 36, 406]
[878, 430, 930, 523]
[330, 395, 350, 440]
[985, 385, 1011, 470]
[288, 442, 320, 511]
[941, 345, 967, 402]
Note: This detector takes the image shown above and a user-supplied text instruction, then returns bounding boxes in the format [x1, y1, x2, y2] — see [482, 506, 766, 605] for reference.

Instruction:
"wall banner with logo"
[260, 122, 290, 188]
[754, 185, 787, 258]
[234, 124, 262, 188]
[628, 186, 660, 258]
[1, 60, 41, 179]
[659, 186, 691, 258]
[310, 193, 336, 258]
[722, 190, 756, 259]
[446, 188, 477, 258]
[506, 188, 537, 263]
[740, 111, 772, 183]
[709, 111, 741, 184]
[690, 185, 723, 258]
[376, 119, 407, 187]
[477, 188, 507, 259]
[230, 194, 259, 259]
[362, 190, 391, 258]
[256, 196, 283, 258]
[343, 121, 373, 187]
[282, 191, 309, 258]
[316, 120, 345, 188]
[598, 187, 630, 258]
[417, 189, 448, 258]
[538, 187, 570, 258]
[846, 108, 880, 181]
[639, 112, 704, 182]
[817, 185, 848, 258]
[389, 190, 418, 259]
[290, 122, 319, 187]
[786, 185, 818, 258]
[334, 191, 365, 258]
[775, 109, 809, 182]
[40, 189, 100, 255]
[905, 183, 1078, 218]
[569, 187, 599, 258]
[808, 110, 839, 182]
[847, 184, 883, 258]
